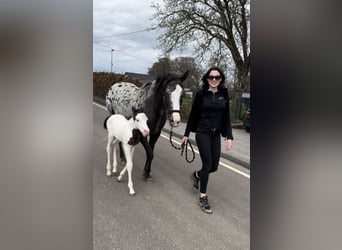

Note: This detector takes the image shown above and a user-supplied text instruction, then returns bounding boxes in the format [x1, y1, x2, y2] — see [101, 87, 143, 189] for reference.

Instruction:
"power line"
[93, 41, 113, 50]
[94, 40, 154, 64]
[114, 50, 153, 64]
[94, 47, 111, 53]
[93, 28, 153, 39]
[93, 39, 155, 72]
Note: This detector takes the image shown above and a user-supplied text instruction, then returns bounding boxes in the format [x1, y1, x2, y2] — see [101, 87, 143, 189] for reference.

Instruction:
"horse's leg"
[112, 139, 119, 175]
[106, 135, 114, 177]
[146, 132, 161, 173]
[141, 133, 161, 183]
[119, 142, 127, 165]
[149, 132, 161, 151]
[140, 136, 153, 183]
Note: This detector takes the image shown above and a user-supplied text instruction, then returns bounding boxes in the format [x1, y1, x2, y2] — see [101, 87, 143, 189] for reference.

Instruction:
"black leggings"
[195, 132, 221, 193]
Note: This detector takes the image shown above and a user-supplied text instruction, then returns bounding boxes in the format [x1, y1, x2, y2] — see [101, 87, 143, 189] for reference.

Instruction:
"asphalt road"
[93, 103, 250, 250]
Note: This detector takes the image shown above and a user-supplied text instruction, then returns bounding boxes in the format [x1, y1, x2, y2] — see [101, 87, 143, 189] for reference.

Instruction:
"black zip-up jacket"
[184, 88, 233, 140]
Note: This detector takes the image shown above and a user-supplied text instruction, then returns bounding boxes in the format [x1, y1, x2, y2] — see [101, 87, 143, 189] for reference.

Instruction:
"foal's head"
[159, 71, 188, 127]
[132, 107, 150, 137]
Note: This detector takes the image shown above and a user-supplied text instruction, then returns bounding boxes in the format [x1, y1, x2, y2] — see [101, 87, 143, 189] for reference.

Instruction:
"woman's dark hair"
[201, 66, 226, 90]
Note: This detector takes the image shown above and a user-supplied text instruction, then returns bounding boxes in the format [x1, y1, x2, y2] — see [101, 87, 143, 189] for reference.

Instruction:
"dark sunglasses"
[207, 75, 222, 81]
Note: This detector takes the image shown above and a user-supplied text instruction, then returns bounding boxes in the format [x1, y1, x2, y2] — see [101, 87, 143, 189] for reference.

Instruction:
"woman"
[182, 66, 233, 214]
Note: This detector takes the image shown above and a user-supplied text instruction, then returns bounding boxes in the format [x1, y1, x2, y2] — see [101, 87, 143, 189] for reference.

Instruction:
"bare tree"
[151, 0, 250, 92]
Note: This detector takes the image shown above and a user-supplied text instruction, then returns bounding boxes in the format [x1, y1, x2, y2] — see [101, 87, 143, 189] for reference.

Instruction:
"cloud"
[93, 0, 164, 73]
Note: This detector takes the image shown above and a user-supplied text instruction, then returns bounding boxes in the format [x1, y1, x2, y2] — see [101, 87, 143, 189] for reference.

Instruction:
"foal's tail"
[103, 115, 111, 130]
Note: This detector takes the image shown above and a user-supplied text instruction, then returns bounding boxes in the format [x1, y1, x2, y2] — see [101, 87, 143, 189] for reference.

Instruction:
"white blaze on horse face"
[170, 84, 183, 127]
[135, 113, 150, 137]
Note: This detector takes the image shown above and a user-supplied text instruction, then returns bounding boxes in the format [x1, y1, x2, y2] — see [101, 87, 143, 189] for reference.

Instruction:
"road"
[93, 103, 250, 250]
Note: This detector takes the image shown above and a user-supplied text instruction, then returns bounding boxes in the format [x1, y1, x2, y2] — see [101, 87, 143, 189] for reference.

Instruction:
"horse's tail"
[103, 115, 111, 130]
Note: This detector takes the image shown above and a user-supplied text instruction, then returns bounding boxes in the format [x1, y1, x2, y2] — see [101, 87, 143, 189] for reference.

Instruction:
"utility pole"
[110, 49, 114, 72]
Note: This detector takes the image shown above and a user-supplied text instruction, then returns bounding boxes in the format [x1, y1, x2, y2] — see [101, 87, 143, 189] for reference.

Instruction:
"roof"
[124, 72, 155, 84]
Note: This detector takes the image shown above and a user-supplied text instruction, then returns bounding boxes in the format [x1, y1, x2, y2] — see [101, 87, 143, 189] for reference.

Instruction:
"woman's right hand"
[181, 136, 188, 144]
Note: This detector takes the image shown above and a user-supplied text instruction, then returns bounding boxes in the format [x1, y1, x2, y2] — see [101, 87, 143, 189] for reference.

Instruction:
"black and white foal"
[104, 108, 150, 195]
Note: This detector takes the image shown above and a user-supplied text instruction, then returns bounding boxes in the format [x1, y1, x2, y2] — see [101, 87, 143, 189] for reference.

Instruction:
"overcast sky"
[93, 0, 168, 74]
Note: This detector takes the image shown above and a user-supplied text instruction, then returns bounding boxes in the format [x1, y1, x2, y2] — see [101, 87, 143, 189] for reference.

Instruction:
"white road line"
[94, 101, 107, 110]
[94, 101, 250, 179]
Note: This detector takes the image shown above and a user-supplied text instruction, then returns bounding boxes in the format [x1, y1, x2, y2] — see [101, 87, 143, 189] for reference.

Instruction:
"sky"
[93, 0, 170, 74]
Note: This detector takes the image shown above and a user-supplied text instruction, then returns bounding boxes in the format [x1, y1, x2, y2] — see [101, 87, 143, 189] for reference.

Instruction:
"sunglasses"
[207, 75, 222, 81]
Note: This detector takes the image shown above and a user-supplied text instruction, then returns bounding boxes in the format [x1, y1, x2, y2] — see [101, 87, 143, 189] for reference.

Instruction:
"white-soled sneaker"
[199, 195, 213, 214]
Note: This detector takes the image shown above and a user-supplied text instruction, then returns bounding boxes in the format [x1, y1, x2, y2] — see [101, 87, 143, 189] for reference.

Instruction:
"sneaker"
[199, 195, 213, 214]
[192, 171, 200, 192]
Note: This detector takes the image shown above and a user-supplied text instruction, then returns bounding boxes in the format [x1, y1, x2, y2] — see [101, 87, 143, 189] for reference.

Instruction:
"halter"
[165, 82, 183, 115]
[169, 126, 195, 163]
[168, 110, 181, 114]
[163, 96, 181, 116]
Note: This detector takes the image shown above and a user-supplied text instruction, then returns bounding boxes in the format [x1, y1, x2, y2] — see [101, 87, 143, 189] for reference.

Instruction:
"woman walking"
[182, 66, 233, 214]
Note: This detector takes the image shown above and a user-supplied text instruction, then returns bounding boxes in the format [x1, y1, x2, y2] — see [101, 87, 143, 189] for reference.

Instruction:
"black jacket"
[184, 88, 233, 140]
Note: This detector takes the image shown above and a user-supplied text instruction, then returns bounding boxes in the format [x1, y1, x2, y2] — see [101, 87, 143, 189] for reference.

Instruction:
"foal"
[104, 108, 149, 195]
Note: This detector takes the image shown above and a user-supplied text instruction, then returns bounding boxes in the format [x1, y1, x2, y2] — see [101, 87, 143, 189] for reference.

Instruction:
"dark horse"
[106, 71, 188, 182]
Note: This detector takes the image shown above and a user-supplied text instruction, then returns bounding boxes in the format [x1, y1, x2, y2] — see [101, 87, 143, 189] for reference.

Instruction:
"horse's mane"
[141, 81, 153, 89]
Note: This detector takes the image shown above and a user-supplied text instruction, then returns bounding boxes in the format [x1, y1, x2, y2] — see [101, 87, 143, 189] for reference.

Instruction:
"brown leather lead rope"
[169, 126, 195, 163]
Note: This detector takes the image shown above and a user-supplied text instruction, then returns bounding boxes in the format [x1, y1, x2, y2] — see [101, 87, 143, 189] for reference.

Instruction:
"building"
[124, 72, 155, 85]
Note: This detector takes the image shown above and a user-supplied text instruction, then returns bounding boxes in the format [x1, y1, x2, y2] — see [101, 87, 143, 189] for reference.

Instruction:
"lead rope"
[169, 126, 195, 163]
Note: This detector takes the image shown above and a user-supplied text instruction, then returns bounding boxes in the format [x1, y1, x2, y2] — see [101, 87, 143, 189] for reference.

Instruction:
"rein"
[169, 126, 195, 163]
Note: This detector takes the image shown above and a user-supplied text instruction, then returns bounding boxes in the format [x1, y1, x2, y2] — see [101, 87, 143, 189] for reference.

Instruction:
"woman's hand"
[226, 139, 232, 151]
[181, 136, 188, 144]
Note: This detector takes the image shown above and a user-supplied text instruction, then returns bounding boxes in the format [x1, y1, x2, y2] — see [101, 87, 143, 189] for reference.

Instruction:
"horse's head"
[162, 71, 188, 127]
[132, 107, 150, 137]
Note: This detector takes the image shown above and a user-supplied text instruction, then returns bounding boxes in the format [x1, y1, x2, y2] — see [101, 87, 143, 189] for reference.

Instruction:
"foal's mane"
[127, 128, 141, 146]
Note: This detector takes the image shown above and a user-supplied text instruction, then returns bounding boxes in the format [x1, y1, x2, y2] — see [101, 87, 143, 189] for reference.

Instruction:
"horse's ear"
[180, 70, 189, 82]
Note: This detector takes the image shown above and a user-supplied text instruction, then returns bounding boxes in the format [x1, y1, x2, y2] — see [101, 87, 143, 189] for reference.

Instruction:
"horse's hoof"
[129, 192, 135, 196]
[117, 176, 122, 182]
[144, 175, 153, 183]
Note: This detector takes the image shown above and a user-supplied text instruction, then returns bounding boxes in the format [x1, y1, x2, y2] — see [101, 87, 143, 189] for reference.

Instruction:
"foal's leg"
[117, 166, 127, 182]
[117, 143, 127, 181]
[106, 135, 114, 176]
[112, 139, 119, 175]
[119, 142, 126, 164]
[118, 144, 135, 196]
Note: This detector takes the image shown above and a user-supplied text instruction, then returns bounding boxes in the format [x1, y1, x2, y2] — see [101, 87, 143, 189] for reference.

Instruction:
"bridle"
[163, 96, 181, 122]
[165, 82, 183, 116]
[165, 83, 195, 163]
[168, 109, 181, 114]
